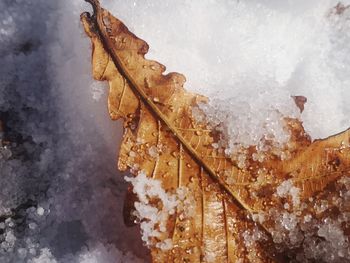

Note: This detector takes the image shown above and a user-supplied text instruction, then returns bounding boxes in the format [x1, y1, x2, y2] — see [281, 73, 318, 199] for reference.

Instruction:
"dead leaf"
[81, 1, 350, 262]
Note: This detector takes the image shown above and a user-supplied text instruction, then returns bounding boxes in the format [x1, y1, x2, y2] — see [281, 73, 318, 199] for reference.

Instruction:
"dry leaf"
[81, 1, 350, 262]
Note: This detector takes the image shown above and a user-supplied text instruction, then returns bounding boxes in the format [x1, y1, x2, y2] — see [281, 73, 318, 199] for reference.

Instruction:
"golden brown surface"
[81, 1, 350, 262]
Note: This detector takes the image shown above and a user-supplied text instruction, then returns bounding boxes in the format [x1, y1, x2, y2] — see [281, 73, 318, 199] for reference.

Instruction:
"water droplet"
[153, 97, 160, 103]
[185, 247, 194, 254]
[195, 130, 203, 136]
[189, 237, 196, 243]
[150, 65, 156, 70]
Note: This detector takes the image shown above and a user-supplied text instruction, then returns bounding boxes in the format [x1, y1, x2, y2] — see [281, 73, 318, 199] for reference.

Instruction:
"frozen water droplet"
[36, 207, 45, 216]
[195, 130, 203, 136]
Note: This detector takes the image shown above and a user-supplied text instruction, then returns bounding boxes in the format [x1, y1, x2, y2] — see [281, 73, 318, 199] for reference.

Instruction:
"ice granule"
[281, 212, 298, 231]
[125, 171, 194, 250]
[251, 213, 265, 224]
[195, 88, 300, 157]
[155, 238, 173, 251]
[28, 248, 57, 263]
[36, 207, 45, 216]
[242, 227, 266, 248]
[125, 172, 177, 247]
[147, 145, 159, 158]
[276, 179, 300, 207]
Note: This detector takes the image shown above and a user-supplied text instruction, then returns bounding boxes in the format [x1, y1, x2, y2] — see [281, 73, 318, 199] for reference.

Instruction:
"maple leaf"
[81, 1, 350, 262]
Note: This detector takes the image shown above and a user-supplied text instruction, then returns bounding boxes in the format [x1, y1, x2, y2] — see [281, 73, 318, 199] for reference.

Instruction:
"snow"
[266, 176, 350, 261]
[0, 0, 145, 262]
[276, 179, 301, 207]
[103, 0, 350, 141]
[125, 171, 194, 250]
[1, 0, 350, 262]
[76, 242, 144, 263]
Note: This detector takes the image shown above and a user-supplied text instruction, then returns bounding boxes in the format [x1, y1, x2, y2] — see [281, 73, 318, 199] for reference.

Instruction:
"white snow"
[125, 171, 194, 250]
[0, 0, 145, 262]
[77, 242, 144, 263]
[103, 0, 350, 141]
[276, 179, 301, 207]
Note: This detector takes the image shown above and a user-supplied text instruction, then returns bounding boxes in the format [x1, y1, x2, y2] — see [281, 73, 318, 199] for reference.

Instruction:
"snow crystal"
[147, 146, 159, 159]
[251, 213, 265, 225]
[268, 175, 350, 261]
[36, 207, 44, 216]
[195, 92, 299, 157]
[276, 179, 300, 207]
[125, 171, 194, 250]
[90, 82, 106, 101]
[125, 172, 177, 248]
[281, 212, 298, 231]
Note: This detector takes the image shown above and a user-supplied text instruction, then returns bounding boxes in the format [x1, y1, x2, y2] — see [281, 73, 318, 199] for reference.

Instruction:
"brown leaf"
[81, 1, 350, 262]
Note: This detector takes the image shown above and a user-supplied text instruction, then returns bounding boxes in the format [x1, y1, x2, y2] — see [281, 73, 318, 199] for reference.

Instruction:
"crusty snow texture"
[1, 0, 350, 262]
[0, 1, 146, 262]
[102, 0, 350, 140]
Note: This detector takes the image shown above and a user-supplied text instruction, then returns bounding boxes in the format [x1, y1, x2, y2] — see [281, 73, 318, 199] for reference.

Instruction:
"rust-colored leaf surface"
[81, 1, 350, 262]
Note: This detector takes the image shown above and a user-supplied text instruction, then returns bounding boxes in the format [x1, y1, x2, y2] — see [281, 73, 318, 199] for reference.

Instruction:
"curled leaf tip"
[84, 0, 100, 15]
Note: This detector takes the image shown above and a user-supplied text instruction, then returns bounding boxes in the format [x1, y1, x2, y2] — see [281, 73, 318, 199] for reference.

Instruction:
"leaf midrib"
[85, 0, 254, 216]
